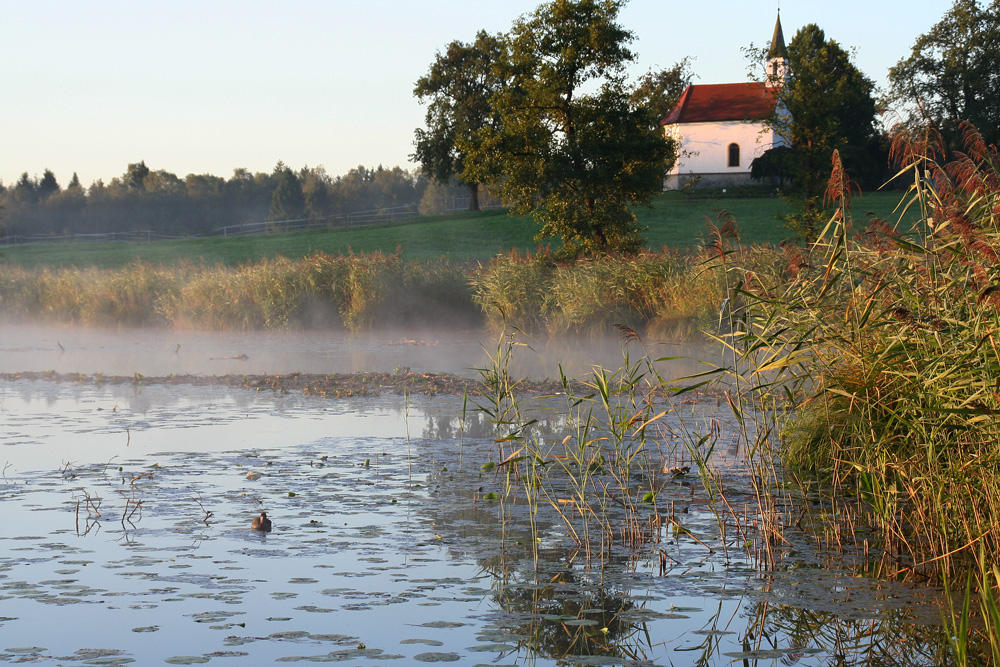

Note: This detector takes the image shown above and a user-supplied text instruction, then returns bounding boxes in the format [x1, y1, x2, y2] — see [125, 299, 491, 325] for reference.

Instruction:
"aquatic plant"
[471, 325, 727, 570]
[470, 249, 557, 332]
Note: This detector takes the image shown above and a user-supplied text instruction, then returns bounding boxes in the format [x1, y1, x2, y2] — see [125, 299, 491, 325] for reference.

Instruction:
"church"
[661, 14, 789, 190]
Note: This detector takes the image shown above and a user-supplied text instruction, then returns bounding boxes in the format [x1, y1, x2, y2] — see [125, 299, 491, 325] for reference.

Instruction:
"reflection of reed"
[74, 488, 102, 536]
[482, 551, 653, 664]
[738, 596, 949, 666]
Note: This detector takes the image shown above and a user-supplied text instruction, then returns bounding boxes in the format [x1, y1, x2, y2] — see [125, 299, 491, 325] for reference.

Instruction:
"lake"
[0, 324, 950, 665]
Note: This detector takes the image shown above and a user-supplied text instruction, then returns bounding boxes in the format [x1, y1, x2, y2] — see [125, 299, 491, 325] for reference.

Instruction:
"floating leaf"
[4, 648, 47, 654]
[269, 631, 310, 639]
[562, 656, 620, 666]
[418, 621, 467, 628]
[413, 652, 461, 662]
[468, 643, 517, 652]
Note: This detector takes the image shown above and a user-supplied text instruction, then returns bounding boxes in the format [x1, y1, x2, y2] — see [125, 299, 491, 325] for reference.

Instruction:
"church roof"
[660, 82, 778, 125]
[768, 13, 787, 59]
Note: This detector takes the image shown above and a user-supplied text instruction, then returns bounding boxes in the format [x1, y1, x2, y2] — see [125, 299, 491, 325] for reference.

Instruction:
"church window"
[728, 143, 740, 167]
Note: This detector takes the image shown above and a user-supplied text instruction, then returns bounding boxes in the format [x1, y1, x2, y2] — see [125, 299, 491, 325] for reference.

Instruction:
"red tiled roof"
[661, 83, 778, 125]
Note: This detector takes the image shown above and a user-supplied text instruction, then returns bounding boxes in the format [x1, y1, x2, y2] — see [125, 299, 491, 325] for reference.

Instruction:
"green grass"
[0, 191, 909, 269]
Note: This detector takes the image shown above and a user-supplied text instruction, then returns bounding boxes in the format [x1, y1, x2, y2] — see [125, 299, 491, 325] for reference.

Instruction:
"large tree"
[629, 58, 695, 123]
[463, 0, 674, 256]
[412, 31, 505, 212]
[888, 0, 1000, 146]
[761, 25, 879, 196]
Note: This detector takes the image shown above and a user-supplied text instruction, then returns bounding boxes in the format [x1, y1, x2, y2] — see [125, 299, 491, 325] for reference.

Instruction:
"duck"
[251, 511, 272, 532]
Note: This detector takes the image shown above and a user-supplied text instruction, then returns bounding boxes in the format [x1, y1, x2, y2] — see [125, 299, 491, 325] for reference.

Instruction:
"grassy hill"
[0, 190, 912, 268]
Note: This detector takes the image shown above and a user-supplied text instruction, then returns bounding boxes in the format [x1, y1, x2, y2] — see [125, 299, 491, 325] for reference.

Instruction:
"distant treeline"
[0, 161, 479, 239]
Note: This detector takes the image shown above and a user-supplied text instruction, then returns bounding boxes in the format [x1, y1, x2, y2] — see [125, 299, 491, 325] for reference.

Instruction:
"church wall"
[664, 120, 775, 190]
[664, 121, 774, 190]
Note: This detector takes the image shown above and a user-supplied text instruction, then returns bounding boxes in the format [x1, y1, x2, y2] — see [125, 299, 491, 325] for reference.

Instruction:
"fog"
[0, 322, 717, 381]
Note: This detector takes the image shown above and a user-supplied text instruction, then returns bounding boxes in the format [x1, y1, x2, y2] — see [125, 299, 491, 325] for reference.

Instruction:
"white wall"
[665, 120, 778, 189]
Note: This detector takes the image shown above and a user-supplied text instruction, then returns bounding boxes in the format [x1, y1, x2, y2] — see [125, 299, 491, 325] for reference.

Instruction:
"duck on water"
[251, 512, 272, 532]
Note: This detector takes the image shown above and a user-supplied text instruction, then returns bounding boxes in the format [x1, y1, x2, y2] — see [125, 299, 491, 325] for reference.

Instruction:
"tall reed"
[472, 326, 723, 569]
[706, 123, 1000, 585]
[470, 248, 750, 339]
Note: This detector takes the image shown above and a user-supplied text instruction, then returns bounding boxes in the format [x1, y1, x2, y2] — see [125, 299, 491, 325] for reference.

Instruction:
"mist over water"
[0, 322, 718, 380]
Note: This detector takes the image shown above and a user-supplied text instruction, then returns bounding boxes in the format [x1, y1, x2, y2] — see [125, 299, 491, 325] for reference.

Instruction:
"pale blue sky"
[0, 0, 951, 188]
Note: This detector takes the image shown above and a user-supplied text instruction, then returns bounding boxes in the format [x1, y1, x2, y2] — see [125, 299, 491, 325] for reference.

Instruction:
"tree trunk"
[468, 182, 481, 212]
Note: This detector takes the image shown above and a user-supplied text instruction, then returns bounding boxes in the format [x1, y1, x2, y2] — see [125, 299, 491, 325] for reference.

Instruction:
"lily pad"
[5, 647, 47, 654]
[269, 630, 310, 639]
[414, 652, 461, 662]
[561, 656, 621, 666]
[468, 643, 517, 652]
[164, 658, 210, 665]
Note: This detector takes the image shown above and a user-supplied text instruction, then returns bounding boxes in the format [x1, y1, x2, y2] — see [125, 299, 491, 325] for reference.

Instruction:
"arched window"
[728, 143, 740, 167]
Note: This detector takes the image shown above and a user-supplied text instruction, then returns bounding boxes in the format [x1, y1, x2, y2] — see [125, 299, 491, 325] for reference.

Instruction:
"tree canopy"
[268, 163, 306, 222]
[629, 58, 695, 123]
[412, 31, 506, 211]
[888, 0, 1000, 147]
[461, 0, 675, 256]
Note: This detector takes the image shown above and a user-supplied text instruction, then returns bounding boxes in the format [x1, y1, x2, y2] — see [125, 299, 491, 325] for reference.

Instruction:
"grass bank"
[0, 191, 907, 269]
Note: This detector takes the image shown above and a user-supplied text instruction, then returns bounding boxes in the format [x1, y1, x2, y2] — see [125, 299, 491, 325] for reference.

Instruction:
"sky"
[0, 0, 953, 189]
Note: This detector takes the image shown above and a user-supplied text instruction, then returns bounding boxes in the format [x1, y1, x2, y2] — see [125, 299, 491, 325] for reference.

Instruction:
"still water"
[0, 322, 711, 379]
[0, 325, 949, 665]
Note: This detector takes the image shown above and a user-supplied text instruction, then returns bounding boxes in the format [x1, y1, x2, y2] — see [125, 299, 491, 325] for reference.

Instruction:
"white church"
[661, 14, 790, 190]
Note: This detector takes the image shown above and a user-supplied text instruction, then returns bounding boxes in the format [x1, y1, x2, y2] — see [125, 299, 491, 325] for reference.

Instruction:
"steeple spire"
[766, 11, 789, 88]
[768, 11, 787, 60]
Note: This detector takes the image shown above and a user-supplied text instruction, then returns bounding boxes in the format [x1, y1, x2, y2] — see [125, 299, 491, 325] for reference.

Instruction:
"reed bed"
[698, 124, 1000, 663]
[469, 248, 755, 338]
[0, 252, 478, 331]
[0, 248, 741, 337]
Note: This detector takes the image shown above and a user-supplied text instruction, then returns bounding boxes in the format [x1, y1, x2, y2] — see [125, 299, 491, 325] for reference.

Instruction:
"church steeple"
[766, 11, 789, 88]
